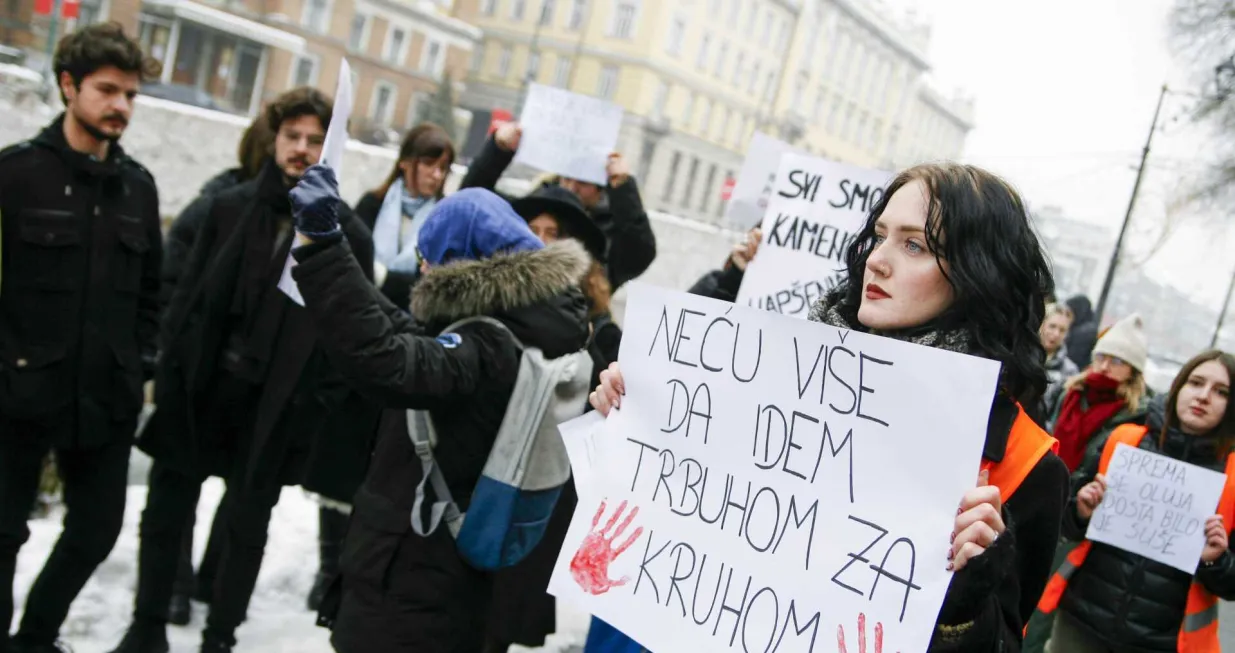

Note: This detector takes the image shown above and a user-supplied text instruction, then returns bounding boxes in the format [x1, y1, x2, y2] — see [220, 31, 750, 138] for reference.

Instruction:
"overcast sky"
[884, 0, 1235, 309]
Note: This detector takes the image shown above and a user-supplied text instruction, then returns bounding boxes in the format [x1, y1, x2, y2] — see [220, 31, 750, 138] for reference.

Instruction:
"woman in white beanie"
[1045, 313, 1150, 473]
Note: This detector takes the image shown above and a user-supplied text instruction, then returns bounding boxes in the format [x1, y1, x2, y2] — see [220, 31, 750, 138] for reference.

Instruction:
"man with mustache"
[107, 87, 374, 653]
[0, 24, 161, 653]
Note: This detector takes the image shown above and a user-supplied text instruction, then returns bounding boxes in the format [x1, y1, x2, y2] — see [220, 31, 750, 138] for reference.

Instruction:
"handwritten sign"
[735, 153, 892, 319]
[279, 58, 355, 305]
[550, 283, 1000, 653]
[723, 132, 803, 231]
[1086, 443, 1227, 573]
[514, 83, 623, 185]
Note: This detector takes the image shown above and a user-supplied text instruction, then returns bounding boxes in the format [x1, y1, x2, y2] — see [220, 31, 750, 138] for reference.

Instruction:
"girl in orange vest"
[590, 163, 1070, 652]
[1041, 350, 1235, 652]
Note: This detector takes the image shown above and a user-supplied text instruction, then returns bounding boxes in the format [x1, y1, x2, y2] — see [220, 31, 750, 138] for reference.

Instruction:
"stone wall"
[0, 94, 740, 320]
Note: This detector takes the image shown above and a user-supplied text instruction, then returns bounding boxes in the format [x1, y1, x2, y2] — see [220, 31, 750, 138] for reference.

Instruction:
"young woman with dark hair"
[590, 162, 1070, 652]
[353, 123, 456, 310]
[1037, 350, 1235, 652]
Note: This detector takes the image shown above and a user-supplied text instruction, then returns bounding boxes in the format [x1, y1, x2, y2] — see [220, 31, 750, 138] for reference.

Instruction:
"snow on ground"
[13, 453, 590, 653]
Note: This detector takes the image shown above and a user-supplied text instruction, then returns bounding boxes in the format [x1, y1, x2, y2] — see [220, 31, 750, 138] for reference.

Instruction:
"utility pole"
[41, 0, 64, 101]
[1094, 83, 1168, 328]
[1212, 270, 1235, 349]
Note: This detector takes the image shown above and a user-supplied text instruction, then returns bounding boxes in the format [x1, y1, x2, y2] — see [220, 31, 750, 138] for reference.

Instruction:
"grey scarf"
[807, 290, 974, 355]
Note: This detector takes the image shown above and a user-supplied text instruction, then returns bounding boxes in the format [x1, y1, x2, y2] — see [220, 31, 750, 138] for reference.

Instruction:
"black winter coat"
[459, 136, 657, 290]
[1057, 396, 1235, 652]
[352, 191, 419, 310]
[140, 161, 374, 489]
[291, 235, 590, 653]
[688, 261, 746, 303]
[0, 116, 162, 447]
[160, 169, 250, 310]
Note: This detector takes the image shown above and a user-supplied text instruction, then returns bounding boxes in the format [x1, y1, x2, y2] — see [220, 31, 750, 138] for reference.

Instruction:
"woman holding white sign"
[1037, 350, 1235, 653]
[590, 162, 1071, 651]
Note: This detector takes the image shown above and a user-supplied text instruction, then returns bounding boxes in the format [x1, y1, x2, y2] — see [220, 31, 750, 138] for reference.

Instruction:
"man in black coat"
[1065, 295, 1099, 370]
[107, 88, 374, 653]
[0, 25, 161, 653]
[459, 122, 657, 290]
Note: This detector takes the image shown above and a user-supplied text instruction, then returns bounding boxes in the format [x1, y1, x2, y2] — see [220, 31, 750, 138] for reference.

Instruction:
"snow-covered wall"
[0, 95, 738, 317]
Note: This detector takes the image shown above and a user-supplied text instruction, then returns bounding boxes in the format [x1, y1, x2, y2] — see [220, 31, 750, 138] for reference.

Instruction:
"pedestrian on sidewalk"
[0, 23, 162, 653]
[287, 177, 590, 653]
[1035, 350, 1235, 652]
[106, 87, 374, 653]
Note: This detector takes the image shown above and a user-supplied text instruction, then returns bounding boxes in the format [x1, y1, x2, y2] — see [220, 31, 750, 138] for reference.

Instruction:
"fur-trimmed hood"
[411, 238, 591, 325]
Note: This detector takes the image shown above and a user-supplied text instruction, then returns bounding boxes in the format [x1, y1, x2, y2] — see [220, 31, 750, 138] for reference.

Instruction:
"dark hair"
[53, 22, 160, 104]
[237, 115, 275, 181]
[265, 87, 332, 136]
[1161, 350, 1235, 458]
[375, 123, 456, 198]
[833, 162, 1055, 405]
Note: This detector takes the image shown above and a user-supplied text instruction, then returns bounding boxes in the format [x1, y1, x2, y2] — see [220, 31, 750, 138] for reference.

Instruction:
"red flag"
[34, 0, 53, 15]
[487, 108, 513, 136]
[62, 0, 80, 19]
[721, 176, 736, 201]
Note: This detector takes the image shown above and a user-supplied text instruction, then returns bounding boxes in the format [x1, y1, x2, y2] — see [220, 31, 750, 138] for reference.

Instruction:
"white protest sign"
[279, 58, 355, 305]
[1086, 443, 1227, 574]
[723, 132, 803, 230]
[549, 283, 1000, 653]
[736, 153, 892, 319]
[513, 83, 623, 185]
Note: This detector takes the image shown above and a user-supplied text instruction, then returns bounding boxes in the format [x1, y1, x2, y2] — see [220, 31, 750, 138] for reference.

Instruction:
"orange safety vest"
[1036, 424, 1235, 652]
[980, 403, 1059, 502]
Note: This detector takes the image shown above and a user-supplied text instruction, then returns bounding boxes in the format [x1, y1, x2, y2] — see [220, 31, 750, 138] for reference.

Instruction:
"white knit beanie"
[1092, 313, 1148, 373]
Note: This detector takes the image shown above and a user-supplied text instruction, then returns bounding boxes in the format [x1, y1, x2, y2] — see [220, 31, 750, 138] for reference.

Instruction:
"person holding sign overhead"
[590, 162, 1071, 651]
[1036, 350, 1235, 653]
[460, 122, 657, 291]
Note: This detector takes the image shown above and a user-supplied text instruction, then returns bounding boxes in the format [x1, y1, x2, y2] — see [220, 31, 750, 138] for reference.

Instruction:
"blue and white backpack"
[407, 315, 594, 570]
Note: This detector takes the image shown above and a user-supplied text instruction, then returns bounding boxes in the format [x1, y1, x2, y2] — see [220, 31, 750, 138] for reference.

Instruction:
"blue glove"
[289, 164, 342, 238]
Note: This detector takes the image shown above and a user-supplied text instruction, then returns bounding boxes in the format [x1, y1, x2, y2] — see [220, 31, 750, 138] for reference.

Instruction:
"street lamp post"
[1094, 83, 1168, 328]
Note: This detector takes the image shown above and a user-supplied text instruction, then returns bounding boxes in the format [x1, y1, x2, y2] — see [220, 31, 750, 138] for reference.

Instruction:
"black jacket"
[459, 136, 657, 290]
[140, 161, 374, 488]
[352, 190, 420, 311]
[291, 236, 589, 652]
[1057, 396, 1235, 652]
[160, 169, 250, 311]
[0, 115, 162, 447]
[688, 261, 746, 303]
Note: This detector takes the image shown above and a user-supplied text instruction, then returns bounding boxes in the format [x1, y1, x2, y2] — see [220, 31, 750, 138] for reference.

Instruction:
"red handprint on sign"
[837, 613, 897, 653]
[570, 499, 643, 595]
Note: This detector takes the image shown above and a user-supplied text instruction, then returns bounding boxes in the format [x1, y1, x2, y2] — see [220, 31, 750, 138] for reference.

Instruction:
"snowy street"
[12, 451, 589, 653]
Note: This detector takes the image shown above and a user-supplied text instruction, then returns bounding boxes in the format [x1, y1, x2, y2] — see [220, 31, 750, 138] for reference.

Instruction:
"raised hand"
[289, 164, 341, 239]
[1076, 473, 1109, 521]
[589, 362, 625, 416]
[950, 469, 1005, 571]
[570, 499, 643, 595]
[1201, 514, 1229, 564]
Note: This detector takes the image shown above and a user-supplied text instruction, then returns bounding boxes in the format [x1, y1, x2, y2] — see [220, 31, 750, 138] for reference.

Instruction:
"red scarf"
[1054, 373, 1127, 471]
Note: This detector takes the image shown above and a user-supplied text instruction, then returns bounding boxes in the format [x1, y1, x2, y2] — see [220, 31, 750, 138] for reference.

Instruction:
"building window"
[777, 17, 790, 51]
[384, 27, 408, 64]
[731, 51, 743, 85]
[539, 0, 556, 25]
[568, 0, 586, 29]
[422, 40, 444, 77]
[713, 41, 727, 78]
[681, 155, 699, 209]
[855, 114, 867, 148]
[651, 80, 669, 119]
[301, 0, 329, 33]
[842, 102, 855, 141]
[137, 14, 174, 66]
[814, 87, 825, 119]
[596, 64, 618, 100]
[827, 97, 841, 133]
[525, 50, 541, 80]
[698, 98, 711, 133]
[407, 91, 430, 127]
[748, 61, 759, 94]
[348, 13, 371, 52]
[695, 33, 711, 70]
[701, 163, 717, 213]
[662, 150, 681, 201]
[728, 0, 739, 27]
[762, 9, 772, 46]
[482, 0, 497, 15]
[370, 81, 398, 127]
[610, 0, 637, 39]
[719, 108, 730, 140]
[553, 57, 572, 86]
[512, 0, 526, 20]
[665, 16, 685, 56]
[470, 43, 486, 72]
[290, 53, 319, 87]
[498, 45, 513, 77]
[680, 91, 694, 126]
[764, 71, 776, 102]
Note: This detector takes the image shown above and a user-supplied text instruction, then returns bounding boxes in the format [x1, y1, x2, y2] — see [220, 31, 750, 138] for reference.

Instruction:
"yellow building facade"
[453, 0, 972, 226]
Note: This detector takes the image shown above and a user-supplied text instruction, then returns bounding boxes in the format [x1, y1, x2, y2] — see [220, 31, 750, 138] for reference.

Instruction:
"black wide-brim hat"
[511, 185, 608, 263]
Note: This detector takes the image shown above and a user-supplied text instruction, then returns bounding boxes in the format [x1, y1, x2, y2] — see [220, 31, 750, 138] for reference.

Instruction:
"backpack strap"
[407, 315, 519, 539]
